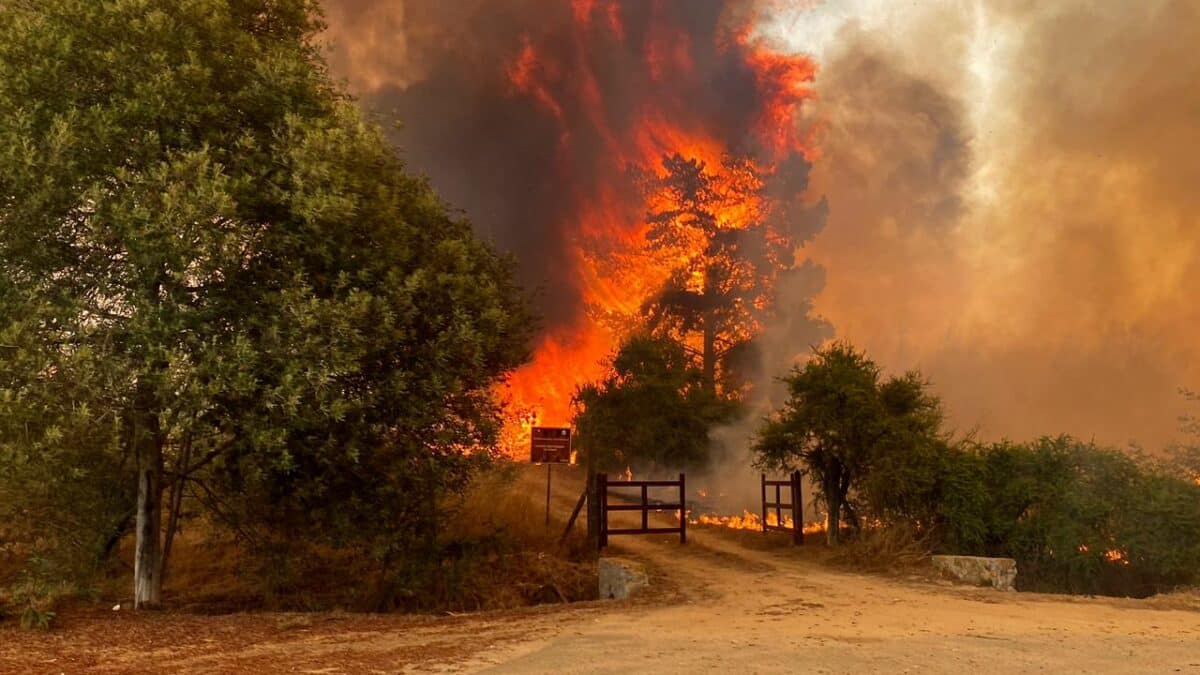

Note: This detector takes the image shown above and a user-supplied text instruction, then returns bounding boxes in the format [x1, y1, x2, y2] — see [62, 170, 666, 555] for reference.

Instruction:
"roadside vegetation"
[753, 342, 1200, 597]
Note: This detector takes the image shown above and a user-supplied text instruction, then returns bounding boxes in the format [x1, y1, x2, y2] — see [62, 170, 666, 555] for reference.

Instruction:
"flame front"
[497, 3, 817, 451]
[692, 509, 826, 536]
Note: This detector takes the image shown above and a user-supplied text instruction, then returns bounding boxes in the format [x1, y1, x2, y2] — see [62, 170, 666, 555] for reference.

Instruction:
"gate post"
[679, 472, 687, 544]
[586, 470, 601, 554]
[791, 470, 804, 546]
[598, 473, 608, 549]
[760, 473, 768, 534]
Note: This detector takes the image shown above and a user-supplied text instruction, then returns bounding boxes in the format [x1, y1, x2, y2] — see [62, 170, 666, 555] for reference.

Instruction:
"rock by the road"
[931, 555, 1018, 591]
[599, 557, 649, 600]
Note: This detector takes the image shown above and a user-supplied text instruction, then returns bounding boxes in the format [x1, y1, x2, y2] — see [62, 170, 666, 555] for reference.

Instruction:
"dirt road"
[473, 530, 1200, 674]
[6, 522, 1199, 674]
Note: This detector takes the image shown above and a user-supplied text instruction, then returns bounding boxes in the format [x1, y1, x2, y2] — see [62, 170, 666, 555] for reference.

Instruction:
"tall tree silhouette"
[639, 153, 799, 395]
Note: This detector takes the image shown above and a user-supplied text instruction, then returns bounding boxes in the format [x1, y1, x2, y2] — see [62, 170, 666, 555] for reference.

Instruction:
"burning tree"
[639, 153, 812, 397]
[353, 1, 824, 443]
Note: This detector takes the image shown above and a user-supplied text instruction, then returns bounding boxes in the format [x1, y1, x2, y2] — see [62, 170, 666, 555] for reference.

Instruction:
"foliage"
[956, 438, 1200, 596]
[573, 334, 738, 473]
[753, 342, 1200, 596]
[0, 0, 533, 604]
[877, 434, 1200, 596]
[0, 556, 88, 631]
[753, 342, 944, 543]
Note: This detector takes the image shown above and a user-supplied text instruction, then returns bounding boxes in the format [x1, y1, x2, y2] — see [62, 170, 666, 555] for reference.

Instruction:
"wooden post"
[545, 463, 553, 528]
[641, 483, 648, 531]
[598, 473, 608, 549]
[775, 483, 783, 528]
[760, 473, 767, 534]
[679, 473, 687, 544]
[791, 470, 805, 546]
[586, 452, 600, 554]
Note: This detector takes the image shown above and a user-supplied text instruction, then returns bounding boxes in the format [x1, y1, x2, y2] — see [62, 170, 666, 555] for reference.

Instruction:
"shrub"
[1, 557, 90, 631]
[936, 437, 1200, 596]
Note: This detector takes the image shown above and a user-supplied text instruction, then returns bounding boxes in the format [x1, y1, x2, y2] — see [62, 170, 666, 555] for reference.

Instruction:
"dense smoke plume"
[325, 0, 1200, 452]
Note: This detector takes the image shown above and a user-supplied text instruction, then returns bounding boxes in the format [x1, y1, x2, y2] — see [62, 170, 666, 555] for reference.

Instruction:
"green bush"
[0, 557, 91, 631]
[926, 437, 1200, 596]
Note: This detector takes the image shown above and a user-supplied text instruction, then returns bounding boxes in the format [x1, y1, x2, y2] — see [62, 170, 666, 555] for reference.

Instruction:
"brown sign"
[531, 426, 572, 463]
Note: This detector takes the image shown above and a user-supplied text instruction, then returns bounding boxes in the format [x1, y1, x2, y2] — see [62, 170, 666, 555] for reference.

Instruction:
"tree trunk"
[133, 383, 164, 609]
[134, 441, 163, 608]
[701, 303, 716, 396]
[823, 474, 841, 546]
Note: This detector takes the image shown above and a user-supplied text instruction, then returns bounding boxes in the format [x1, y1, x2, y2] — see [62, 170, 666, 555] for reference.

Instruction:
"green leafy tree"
[0, 0, 531, 609]
[752, 342, 943, 544]
[573, 335, 737, 474]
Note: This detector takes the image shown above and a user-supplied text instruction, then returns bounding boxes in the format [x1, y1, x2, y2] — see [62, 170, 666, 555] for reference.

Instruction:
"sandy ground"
[4, 477, 1200, 673]
[479, 530, 1200, 674]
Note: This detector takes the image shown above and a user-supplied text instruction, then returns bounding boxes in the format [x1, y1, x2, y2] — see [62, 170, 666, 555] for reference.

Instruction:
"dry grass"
[436, 463, 597, 609]
[825, 523, 931, 572]
[75, 462, 600, 617]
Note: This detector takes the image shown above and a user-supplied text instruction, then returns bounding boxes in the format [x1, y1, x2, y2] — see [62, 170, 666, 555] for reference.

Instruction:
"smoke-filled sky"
[323, 0, 1200, 450]
[761, 0, 1200, 449]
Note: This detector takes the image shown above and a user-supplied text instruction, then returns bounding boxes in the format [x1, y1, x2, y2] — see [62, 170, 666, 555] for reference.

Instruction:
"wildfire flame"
[691, 509, 826, 536]
[496, 3, 817, 452]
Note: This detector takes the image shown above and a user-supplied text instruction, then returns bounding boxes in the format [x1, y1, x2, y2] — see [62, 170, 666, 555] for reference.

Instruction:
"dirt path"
[6, 522, 1198, 674]
[475, 529, 1200, 674]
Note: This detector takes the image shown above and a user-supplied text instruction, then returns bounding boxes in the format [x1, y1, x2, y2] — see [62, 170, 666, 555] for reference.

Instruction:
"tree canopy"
[753, 342, 944, 544]
[0, 0, 532, 608]
[573, 334, 737, 474]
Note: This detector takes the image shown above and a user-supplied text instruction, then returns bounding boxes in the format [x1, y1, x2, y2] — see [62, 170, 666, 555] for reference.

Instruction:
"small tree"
[752, 342, 943, 544]
[573, 335, 737, 475]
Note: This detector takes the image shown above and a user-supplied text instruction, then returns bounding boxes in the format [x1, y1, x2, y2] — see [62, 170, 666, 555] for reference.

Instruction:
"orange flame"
[691, 509, 826, 536]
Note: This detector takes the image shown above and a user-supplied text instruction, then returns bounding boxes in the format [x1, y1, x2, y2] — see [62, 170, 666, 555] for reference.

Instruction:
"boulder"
[598, 557, 649, 600]
[931, 555, 1018, 591]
